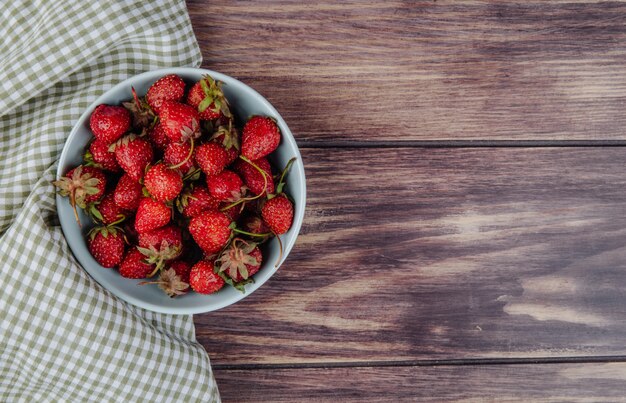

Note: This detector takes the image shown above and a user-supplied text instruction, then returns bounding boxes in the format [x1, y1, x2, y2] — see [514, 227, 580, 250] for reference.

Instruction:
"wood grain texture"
[195, 147, 626, 364]
[214, 363, 626, 402]
[187, 0, 626, 142]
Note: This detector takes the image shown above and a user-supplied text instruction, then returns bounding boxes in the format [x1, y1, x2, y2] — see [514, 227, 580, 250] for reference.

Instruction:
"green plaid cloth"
[0, 1, 220, 401]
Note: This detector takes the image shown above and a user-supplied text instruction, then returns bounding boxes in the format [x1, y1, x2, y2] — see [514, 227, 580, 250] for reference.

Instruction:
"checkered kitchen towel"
[0, 1, 220, 401]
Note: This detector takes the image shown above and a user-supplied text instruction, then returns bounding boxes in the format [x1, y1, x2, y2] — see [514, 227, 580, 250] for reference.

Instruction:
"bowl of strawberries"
[55, 68, 305, 314]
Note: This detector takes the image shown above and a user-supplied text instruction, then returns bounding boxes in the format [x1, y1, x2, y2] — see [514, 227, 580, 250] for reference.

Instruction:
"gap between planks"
[298, 140, 626, 148]
[212, 355, 626, 371]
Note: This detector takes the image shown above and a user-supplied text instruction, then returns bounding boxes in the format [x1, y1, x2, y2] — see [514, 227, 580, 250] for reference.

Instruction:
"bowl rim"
[56, 67, 306, 314]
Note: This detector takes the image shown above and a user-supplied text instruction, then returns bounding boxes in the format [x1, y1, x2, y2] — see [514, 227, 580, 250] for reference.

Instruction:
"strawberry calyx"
[138, 267, 189, 297]
[53, 165, 103, 226]
[87, 224, 124, 242]
[136, 240, 182, 275]
[210, 119, 239, 150]
[198, 75, 232, 118]
[123, 87, 157, 130]
[108, 133, 137, 153]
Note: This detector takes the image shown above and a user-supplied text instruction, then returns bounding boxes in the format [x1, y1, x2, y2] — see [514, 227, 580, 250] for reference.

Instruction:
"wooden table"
[187, 1, 626, 401]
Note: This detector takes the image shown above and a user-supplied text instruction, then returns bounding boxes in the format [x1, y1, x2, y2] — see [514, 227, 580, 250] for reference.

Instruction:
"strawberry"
[87, 226, 125, 268]
[262, 194, 294, 235]
[137, 224, 183, 268]
[146, 74, 186, 115]
[144, 163, 183, 202]
[189, 211, 232, 254]
[189, 260, 225, 294]
[177, 185, 219, 218]
[93, 192, 126, 225]
[234, 157, 274, 196]
[207, 170, 244, 202]
[138, 224, 183, 250]
[216, 238, 262, 282]
[114, 173, 143, 211]
[241, 116, 280, 160]
[159, 101, 201, 143]
[148, 123, 170, 152]
[135, 197, 171, 233]
[195, 142, 228, 177]
[187, 75, 231, 120]
[90, 104, 131, 144]
[53, 165, 107, 224]
[164, 141, 196, 175]
[86, 139, 120, 172]
[112, 135, 154, 181]
[119, 249, 154, 279]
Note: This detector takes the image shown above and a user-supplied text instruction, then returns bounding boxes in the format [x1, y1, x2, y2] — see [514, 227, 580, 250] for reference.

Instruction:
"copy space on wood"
[187, 1, 626, 141]
[195, 147, 626, 364]
[214, 362, 626, 402]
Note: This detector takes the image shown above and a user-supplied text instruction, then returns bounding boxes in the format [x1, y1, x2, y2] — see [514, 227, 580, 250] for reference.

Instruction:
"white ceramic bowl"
[56, 68, 306, 314]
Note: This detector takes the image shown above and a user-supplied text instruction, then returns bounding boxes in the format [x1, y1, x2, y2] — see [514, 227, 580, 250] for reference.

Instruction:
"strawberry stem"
[274, 157, 296, 196]
[69, 191, 81, 228]
[169, 137, 195, 170]
[220, 155, 270, 210]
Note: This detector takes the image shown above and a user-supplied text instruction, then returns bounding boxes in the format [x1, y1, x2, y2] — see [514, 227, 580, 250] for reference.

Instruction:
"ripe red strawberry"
[164, 141, 196, 174]
[94, 192, 126, 225]
[177, 185, 219, 218]
[170, 260, 192, 284]
[88, 226, 125, 268]
[207, 170, 244, 202]
[234, 157, 274, 196]
[186, 75, 231, 120]
[138, 224, 183, 252]
[217, 239, 262, 282]
[241, 116, 280, 160]
[54, 165, 107, 224]
[112, 135, 154, 181]
[146, 74, 186, 115]
[148, 123, 170, 151]
[135, 197, 171, 233]
[86, 139, 120, 172]
[262, 194, 294, 234]
[114, 173, 142, 211]
[159, 101, 201, 143]
[90, 104, 131, 144]
[119, 249, 154, 279]
[189, 260, 225, 294]
[195, 142, 228, 177]
[144, 163, 183, 202]
[188, 211, 232, 254]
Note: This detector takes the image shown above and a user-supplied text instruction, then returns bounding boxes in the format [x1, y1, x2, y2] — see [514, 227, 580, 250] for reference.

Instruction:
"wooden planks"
[187, 0, 626, 142]
[195, 147, 626, 364]
[214, 362, 626, 402]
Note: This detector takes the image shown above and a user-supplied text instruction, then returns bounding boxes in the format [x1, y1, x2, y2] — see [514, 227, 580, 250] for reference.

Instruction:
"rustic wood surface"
[186, 0, 626, 401]
[188, 0, 626, 143]
[215, 362, 626, 402]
